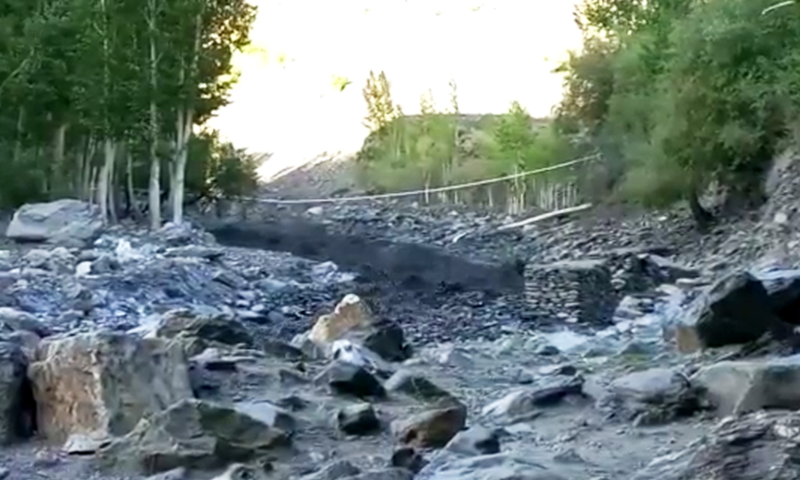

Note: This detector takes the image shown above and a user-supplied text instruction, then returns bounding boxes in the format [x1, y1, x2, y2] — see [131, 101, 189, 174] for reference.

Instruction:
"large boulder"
[309, 294, 409, 362]
[100, 399, 291, 474]
[632, 411, 800, 480]
[28, 331, 193, 444]
[679, 271, 790, 350]
[5, 199, 102, 246]
[691, 354, 800, 416]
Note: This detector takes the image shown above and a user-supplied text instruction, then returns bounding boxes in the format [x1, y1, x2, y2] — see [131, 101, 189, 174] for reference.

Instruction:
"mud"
[208, 220, 525, 295]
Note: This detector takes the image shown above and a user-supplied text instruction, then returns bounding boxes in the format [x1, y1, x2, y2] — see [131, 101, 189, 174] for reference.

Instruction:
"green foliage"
[557, 0, 800, 213]
[186, 129, 262, 200]
[362, 70, 398, 134]
[356, 72, 578, 210]
[0, 0, 257, 213]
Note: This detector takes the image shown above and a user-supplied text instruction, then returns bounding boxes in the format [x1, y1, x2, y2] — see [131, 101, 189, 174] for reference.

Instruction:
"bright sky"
[206, 0, 583, 178]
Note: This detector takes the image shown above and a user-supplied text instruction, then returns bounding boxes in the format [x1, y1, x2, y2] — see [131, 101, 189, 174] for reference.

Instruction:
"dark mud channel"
[207, 219, 524, 294]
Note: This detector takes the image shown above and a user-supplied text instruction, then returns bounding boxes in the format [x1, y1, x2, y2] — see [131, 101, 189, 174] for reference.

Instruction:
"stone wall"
[524, 259, 617, 325]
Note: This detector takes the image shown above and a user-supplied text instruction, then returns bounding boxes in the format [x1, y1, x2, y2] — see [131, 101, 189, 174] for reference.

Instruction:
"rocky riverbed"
[1, 192, 800, 480]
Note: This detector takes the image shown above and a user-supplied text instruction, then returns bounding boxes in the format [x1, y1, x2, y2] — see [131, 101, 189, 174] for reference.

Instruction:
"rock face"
[632, 411, 800, 480]
[681, 271, 789, 349]
[101, 398, 291, 474]
[691, 354, 800, 416]
[524, 259, 617, 325]
[28, 331, 193, 443]
[6, 199, 102, 246]
[601, 368, 698, 424]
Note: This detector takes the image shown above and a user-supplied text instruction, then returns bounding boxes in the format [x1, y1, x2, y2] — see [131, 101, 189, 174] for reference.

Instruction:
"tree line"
[0, 0, 260, 227]
[357, 72, 588, 213]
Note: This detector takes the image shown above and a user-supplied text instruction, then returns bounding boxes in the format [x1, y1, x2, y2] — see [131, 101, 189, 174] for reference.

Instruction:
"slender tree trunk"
[98, 139, 115, 223]
[127, 150, 142, 220]
[688, 188, 713, 231]
[147, 0, 161, 230]
[12, 106, 25, 166]
[173, 107, 193, 224]
[52, 121, 68, 197]
[108, 142, 118, 223]
[171, 8, 203, 225]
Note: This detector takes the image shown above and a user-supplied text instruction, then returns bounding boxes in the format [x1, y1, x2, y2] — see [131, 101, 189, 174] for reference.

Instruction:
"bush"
[556, 0, 800, 216]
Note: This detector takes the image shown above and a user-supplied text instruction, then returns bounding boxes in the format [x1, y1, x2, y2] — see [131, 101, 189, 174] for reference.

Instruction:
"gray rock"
[315, 360, 386, 398]
[234, 401, 297, 433]
[155, 308, 253, 351]
[417, 453, 565, 480]
[101, 398, 291, 474]
[299, 460, 361, 480]
[0, 307, 49, 337]
[391, 447, 427, 473]
[631, 411, 800, 480]
[6, 199, 102, 246]
[691, 354, 800, 416]
[350, 469, 414, 480]
[337, 403, 380, 435]
[392, 403, 467, 449]
[482, 376, 584, 420]
[445, 425, 501, 456]
[145, 468, 187, 480]
[600, 368, 698, 425]
[385, 371, 456, 403]
[683, 271, 790, 349]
